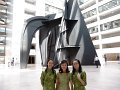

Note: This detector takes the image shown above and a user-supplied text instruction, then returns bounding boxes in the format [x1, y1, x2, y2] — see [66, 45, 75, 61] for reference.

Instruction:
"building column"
[12, 0, 25, 68]
[35, 0, 45, 69]
[96, 0, 105, 66]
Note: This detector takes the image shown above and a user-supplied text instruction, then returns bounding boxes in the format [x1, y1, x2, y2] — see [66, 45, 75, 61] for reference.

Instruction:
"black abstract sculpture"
[20, 0, 100, 69]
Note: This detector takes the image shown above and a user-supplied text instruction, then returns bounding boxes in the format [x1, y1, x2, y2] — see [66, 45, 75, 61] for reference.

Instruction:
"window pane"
[0, 27, 5, 32]
[0, 37, 5, 44]
[0, 57, 5, 64]
[0, 46, 5, 53]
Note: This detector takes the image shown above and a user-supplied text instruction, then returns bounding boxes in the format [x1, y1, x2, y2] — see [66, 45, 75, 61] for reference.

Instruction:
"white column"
[12, 0, 25, 68]
[35, 0, 45, 70]
[96, 0, 105, 66]
[35, 31, 42, 69]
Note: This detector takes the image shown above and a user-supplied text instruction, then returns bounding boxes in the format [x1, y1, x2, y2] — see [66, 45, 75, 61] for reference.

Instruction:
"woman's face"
[73, 61, 79, 70]
[47, 60, 54, 69]
[61, 63, 67, 72]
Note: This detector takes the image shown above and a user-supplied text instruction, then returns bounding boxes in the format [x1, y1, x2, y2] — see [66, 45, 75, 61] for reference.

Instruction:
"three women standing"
[40, 59, 87, 90]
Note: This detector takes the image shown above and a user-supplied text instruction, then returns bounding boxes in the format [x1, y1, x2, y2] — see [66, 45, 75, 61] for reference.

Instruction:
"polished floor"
[0, 62, 120, 90]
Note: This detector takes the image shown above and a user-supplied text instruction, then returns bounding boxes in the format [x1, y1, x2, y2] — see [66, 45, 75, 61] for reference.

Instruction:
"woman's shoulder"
[41, 70, 46, 74]
[81, 71, 86, 75]
[56, 72, 60, 76]
[53, 69, 56, 73]
[56, 72, 61, 78]
[41, 71, 46, 77]
[82, 71, 86, 73]
[42, 70, 45, 73]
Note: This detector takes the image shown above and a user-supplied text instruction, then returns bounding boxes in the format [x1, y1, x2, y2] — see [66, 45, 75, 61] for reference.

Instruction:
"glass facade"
[88, 19, 120, 34]
[80, 0, 120, 61]
[0, 3, 7, 25]
[0, 0, 12, 64]
[0, 36, 5, 45]
[88, 25, 98, 34]
[79, 0, 91, 5]
[83, 0, 120, 19]
[0, 0, 6, 64]
[98, 0, 120, 13]
[83, 8, 97, 19]
[0, 27, 6, 33]
[100, 19, 120, 31]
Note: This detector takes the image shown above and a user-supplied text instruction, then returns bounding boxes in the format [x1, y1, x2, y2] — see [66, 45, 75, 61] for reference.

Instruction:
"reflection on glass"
[0, 27, 5, 32]
[88, 26, 98, 34]
[0, 37, 5, 44]
[100, 19, 120, 31]
[98, 0, 120, 13]
[0, 46, 5, 53]
[83, 8, 97, 19]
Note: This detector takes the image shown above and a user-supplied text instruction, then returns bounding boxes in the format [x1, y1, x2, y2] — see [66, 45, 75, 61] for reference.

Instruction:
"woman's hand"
[77, 73, 86, 86]
[77, 73, 81, 80]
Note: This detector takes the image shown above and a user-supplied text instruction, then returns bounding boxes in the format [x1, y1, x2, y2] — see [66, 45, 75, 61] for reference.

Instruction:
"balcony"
[102, 36, 120, 44]
[80, 0, 96, 10]
[102, 47, 120, 53]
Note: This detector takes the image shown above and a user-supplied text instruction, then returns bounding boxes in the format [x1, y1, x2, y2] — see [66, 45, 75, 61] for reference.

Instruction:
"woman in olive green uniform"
[56, 60, 71, 90]
[40, 59, 56, 90]
[71, 59, 87, 90]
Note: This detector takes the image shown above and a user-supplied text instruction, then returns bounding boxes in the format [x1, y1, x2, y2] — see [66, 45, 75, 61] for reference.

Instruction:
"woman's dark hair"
[59, 60, 70, 73]
[72, 59, 82, 74]
[45, 59, 55, 74]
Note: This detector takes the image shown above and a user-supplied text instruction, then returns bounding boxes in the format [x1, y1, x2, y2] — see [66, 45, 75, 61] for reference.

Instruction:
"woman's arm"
[56, 79, 59, 90]
[40, 71, 45, 86]
[56, 73, 59, 90]
[70, 73, 73, 90]
[77, 72, 87, 86]
[70, 80, 73, 90]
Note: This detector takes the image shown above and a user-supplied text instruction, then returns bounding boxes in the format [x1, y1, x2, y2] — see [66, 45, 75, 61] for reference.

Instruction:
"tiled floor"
[0, 62, 120, 90]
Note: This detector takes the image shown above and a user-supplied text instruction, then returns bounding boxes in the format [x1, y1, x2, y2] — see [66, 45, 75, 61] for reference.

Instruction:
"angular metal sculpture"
[20, 0, 100, 69]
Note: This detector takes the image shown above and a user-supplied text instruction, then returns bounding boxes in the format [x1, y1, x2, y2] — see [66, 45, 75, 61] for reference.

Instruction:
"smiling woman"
[56, 60, 72, 90]
[71, 59, 87, 90]
[40, 59, 56, 90]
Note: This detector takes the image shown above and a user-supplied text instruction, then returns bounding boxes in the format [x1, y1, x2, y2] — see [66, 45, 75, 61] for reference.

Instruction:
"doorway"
[28, 56, 35, 64]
